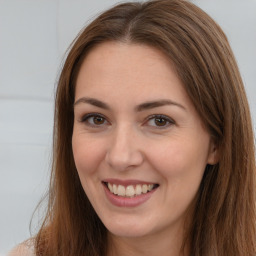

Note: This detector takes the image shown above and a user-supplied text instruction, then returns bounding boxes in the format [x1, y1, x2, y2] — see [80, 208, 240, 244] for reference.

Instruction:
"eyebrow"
[135, 99, 186, 111]
[74, 97, 110, 109]
[74, 97, 186, 111]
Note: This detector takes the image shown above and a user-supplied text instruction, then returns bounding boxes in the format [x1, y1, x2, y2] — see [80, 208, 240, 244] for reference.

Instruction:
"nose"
[105, 125, 144, 171]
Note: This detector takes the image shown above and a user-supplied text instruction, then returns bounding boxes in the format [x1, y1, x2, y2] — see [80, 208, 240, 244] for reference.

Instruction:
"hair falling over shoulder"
[33, 0, 256, 255]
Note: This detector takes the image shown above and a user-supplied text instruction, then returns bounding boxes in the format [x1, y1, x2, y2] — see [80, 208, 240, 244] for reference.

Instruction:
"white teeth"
[142, 184, 148, 194]
[117, 185, 126, 196]
[113, 184, 118, 195]
[135, 184, 142, 195]
[108, 183, 113, 193]
[106, 183, 157, 197]
[126, 185, 135, 197]
[148, 184, 154, 191]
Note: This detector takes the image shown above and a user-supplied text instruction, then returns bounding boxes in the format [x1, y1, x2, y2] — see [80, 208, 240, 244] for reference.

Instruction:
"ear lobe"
[207, 141, 219, 165]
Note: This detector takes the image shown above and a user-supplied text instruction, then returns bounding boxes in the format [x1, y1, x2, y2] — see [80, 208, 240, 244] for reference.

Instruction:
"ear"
[207, 139, 219, 165]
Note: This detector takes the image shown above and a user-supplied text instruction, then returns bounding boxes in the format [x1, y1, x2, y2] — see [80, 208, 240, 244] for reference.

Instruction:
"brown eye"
[93, 116, 105, 125]
[146, 114, 174, 129]
[81, 113, 108, 127]
[154, 117, 167, 126]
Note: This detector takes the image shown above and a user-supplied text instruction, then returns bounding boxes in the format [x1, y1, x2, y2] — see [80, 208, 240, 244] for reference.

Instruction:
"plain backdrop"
[0, 0, 255, 254]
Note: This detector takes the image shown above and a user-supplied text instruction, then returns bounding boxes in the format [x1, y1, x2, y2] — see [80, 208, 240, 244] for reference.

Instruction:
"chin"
[103, 216, 155, 238]
[108, 226, 151, 238]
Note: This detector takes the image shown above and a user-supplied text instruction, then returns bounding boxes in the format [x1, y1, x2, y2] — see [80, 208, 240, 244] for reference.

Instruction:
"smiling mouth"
[103, 182, 159, 198]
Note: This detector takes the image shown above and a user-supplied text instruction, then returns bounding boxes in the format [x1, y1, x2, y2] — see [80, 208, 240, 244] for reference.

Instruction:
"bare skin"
[73, 41, 217, 256]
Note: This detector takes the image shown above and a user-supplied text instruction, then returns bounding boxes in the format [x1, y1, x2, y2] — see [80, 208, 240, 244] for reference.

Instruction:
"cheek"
[146, 136, 209, 180]
[72, 135, 106, 176]
[147, 138, 209, 213]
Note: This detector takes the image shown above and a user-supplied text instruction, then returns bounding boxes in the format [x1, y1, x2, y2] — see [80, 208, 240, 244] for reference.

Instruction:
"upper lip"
[103, 178, 158, 186]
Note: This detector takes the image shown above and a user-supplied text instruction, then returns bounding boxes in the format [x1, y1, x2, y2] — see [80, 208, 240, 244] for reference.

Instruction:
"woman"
[10, 0, 256, 255]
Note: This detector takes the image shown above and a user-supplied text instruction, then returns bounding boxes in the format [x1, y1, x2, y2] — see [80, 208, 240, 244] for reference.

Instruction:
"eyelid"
[79, 112, 110, 127]
[78, 112, 175, 129]
[80, 112, 104, 121]
[144, 114, 175, 128]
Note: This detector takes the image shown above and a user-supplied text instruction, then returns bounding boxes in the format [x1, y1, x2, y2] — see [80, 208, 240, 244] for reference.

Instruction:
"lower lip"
[103, 184, 158, 207]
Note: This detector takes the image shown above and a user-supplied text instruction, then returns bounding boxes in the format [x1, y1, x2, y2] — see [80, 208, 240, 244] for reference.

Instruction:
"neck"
[107, 224, 189, 256]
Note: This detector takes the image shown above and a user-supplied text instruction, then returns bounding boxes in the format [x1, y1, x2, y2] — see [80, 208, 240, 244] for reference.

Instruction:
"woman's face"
[72, 41, 216, 239]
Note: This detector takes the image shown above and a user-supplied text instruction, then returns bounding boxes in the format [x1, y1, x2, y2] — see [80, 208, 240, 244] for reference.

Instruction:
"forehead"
[75, 41, 192, 109]
[78, 41, 174, 81]
[82, 41, 172, 67]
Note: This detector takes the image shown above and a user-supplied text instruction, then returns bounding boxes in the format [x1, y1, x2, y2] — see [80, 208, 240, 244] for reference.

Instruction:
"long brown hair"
[34, 0, 256, 255]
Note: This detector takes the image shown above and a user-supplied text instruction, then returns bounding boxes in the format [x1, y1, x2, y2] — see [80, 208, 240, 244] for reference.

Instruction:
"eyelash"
[145, 114, 175, 128]
[80, 113, 109, 127]
[79, 113, 175, 129]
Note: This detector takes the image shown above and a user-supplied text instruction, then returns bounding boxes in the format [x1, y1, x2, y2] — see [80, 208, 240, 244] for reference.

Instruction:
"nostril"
[105, 145, 144, 171]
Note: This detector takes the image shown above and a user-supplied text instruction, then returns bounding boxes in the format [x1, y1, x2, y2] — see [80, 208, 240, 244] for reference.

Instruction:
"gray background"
[0, 0, 255, 254]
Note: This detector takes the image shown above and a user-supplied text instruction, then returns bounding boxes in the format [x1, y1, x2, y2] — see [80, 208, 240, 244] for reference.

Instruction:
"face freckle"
[72, 41, 216, 241]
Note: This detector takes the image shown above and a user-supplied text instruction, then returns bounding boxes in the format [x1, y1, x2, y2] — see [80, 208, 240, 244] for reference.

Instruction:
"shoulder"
[7, 240, 35, 256]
